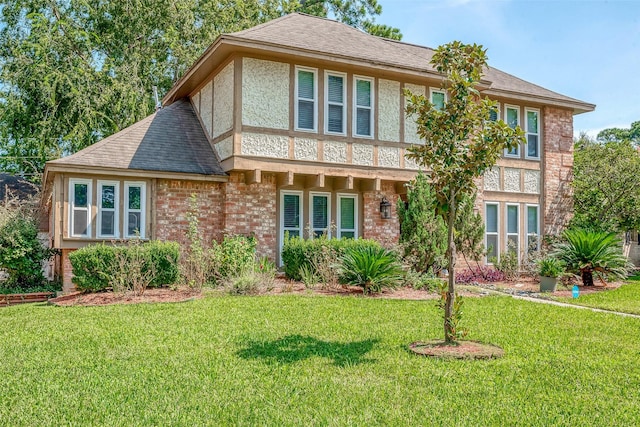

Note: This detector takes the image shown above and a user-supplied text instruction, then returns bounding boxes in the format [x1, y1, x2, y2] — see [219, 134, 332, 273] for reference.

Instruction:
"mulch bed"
[49, 287, 201, 307]
[409, 340, 505, 360]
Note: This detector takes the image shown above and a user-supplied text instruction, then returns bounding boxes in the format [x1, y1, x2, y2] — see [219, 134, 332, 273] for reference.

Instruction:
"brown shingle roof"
[166, 13, 593, 112]
[48, 99, 225, 176]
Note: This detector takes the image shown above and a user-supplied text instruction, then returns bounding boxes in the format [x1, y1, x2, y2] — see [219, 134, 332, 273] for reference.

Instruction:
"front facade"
[43, 13, 594, 292]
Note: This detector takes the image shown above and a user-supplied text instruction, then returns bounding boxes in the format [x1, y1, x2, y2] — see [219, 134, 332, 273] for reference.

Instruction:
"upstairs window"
[325, 72, 346, 135]
[97, 181, 119, 238]
[430, 88, 446, 111]
[526, 108, 540, 159]
[354, 76, 373, 137]
[505, 105, 520, 157]
[69, 179, 92, 238]
[488, 102, 500, 122]
[337, 194, 357, 239]
[310, 193, 331, 238]
[125, 182, 146, 238]
[296, 67, 317, 132]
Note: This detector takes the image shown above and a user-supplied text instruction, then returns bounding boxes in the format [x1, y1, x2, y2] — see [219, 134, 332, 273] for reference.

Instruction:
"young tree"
[572, 133, 640, 232]
[405, 41, 524, 343]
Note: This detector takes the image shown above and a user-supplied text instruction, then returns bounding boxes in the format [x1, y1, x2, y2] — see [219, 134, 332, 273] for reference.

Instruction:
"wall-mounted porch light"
[380, 197, 392, 220]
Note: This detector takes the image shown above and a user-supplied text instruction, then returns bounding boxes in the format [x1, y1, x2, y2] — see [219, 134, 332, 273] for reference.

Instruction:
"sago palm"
[552, 229, 631, 286]
[338, 246, 404, 294]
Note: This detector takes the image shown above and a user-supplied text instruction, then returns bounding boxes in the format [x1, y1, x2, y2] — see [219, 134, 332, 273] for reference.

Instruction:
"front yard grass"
[554, 275, 640, 315]
[2, 294, 640, 426]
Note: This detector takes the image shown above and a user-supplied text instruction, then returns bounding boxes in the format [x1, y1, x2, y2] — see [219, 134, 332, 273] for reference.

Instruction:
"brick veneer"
[155, 179, 225, 245]
[543, 106, 574, 236]
[61, 248, 75, 293]
[223, 172, 277, 260]
[362, 182, 400, 247]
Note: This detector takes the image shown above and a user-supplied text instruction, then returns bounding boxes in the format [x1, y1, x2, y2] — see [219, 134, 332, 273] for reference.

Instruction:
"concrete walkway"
[510, 294, 640, 319]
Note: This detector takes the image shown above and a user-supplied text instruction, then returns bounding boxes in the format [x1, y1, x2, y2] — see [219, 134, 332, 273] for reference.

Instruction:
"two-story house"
[43, 13, 595, 292]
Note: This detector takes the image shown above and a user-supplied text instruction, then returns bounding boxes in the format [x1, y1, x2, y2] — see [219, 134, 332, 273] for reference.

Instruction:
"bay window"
[97, 181, 119, 238]
[69, 179, 92, 238]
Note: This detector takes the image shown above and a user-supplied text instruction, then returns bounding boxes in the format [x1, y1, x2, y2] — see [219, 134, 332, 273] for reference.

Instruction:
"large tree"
[596, 121, 640, 146]
[572, 132, 640, 232]
[405, 42, 524, 343]
[0, 0, 400, 179]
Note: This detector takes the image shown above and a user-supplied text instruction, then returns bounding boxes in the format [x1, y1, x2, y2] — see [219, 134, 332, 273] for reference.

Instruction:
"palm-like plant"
[552, 229, 632, 286]
[338, 246, 404, 294]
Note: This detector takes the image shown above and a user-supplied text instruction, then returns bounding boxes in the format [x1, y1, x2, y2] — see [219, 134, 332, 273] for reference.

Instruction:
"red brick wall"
[362, 182, 400, 247]
[543, 107, 574, 236]
[223, 172, 277, 261]
[61, 248, 75, 293]
[155, 179, 225, 245]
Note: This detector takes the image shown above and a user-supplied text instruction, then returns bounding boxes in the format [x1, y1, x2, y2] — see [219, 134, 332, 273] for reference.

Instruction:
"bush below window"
[69, 241, 179, 292]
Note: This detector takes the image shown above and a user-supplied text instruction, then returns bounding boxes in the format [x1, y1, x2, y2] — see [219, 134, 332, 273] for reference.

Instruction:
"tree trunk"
[581, 268, 594, 286]
[444, 194, 457, 343]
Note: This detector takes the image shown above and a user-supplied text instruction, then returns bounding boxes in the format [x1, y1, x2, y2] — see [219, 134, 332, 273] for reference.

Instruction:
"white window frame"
[124, 182, 146, 239]
[485, 202, 500, 263]
[69, 178, 92, 238]
[504, 104, 521, 158]
[505, 203, 520, 256]
[97, 180, 120, 239]
[295, 66, 318, 133]
[526, 204, 540, 252]
[309, 192, 332, 238]
[337, 193, 358, 239]
[525, 107, 541, 160]
[353, 75, 374, 139]
[429, 87, 447, 111]
[324, 71, 347, 136]
[280, 190, 303, 261]
[488, 101, 501, 122]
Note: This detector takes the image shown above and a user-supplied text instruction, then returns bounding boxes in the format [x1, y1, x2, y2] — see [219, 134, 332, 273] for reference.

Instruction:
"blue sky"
[376, 0, 640, 137]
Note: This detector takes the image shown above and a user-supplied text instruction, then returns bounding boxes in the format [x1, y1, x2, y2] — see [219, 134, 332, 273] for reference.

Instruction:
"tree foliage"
[572, 133, 640, 232]
[0, 0, 400, 179]
[596, 121, 640, 146]
[405, 41, 524, 343]
[398, 171, 485, 274]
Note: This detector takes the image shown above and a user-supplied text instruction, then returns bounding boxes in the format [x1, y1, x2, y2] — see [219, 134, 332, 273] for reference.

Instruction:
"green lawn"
[2, 294, 640, 426]
[554, 276, 640, 315]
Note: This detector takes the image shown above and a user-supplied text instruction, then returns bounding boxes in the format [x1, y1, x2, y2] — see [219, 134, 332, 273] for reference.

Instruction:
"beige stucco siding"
[199, 81, 213, 136]
[378, 79, 401, 142]
[242, 58, 290, 130]
[403, 83, 425, 144]
[241, 133, 289, 158]
[213, 62, 234, 138]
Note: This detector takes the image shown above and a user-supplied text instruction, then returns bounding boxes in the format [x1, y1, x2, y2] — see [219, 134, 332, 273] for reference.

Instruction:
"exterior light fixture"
[380, 197, 392, 220]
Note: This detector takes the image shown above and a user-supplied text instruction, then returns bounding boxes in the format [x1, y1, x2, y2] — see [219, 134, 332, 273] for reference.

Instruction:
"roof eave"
[482, 89, 596, 115]
[44, 163, 229, 182]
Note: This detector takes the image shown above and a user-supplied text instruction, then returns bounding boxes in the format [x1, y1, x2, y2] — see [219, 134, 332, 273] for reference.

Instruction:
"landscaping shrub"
[404, 269, 444, 292]
[552, 228, 632, 286]
[337, 246, 404, 294]
[455, 266, 506, 284]
[281, 235, 381, 281]
[69, 241, 179, 292]
[0, 213, 55, 291]
[209, 235, 257, 285]
[226, 257, 276, 295]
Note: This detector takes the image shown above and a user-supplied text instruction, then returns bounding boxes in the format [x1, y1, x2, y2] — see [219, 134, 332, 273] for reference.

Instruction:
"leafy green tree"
[0, 0, 400, 179]
[572, 133, 640, 232]
[597, 121, 640, 146]
[552, 229, 632, 286]
[405, 41, 524, 343]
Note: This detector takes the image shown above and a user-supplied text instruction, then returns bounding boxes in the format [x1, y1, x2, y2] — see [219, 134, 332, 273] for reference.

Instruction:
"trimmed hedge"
[69, 241, 180, 292]
[281, 236, 382, 281]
